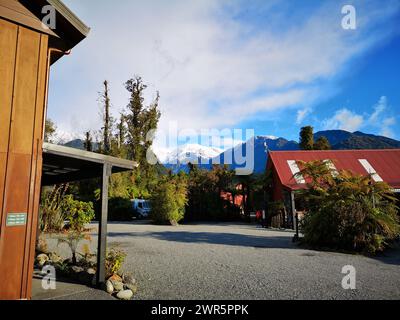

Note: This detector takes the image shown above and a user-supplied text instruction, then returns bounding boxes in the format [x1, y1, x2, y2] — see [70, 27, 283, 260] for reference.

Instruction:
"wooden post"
[97, 163, 111, 286]
[291, 191, 299, 240]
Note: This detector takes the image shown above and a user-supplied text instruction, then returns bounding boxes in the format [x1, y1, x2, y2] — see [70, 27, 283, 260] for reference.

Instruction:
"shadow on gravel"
[108, 231, 298, 249]
[370, 244, 400, 266]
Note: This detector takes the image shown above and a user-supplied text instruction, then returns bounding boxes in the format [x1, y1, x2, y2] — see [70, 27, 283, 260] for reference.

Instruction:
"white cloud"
[367, 96, 397, 138]
[296, 107, 312, 124]
[323, 108, 364, 132]
[369, 96, 387, 123]
[383, 117, 396, 126]
[48, 0, 400, 142]
[381, 117, 396, 138]
[322, 96, 397, 138]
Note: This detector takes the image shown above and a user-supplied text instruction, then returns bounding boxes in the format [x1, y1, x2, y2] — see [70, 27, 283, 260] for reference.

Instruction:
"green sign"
[6, 213, 27, 226]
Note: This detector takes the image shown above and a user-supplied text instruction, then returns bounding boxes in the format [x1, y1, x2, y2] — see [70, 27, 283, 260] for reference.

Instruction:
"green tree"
[44, 118, 57, 143]
[100, 80, 113, 155]
[299, 126, 314, 150]
[314, 136, 331, 150]
[125, 77, 146, 163]
[62, 194, 95, 232]
[83, 131, 93, 151]
[74, 77, 163, 221]
[150, 173, 188, 225]
[124, 76, 160, 164]
[114, 113, 128, 158]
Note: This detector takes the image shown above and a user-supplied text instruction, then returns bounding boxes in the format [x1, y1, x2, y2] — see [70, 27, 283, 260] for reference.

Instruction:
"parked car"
[132, 199, 151, 219]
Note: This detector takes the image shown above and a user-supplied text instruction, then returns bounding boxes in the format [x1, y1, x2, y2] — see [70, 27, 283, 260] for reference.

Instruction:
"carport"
[42, 143, 137, 285]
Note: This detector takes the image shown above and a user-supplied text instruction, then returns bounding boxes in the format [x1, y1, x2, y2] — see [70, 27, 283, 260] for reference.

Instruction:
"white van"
[132, 199, 151, 219]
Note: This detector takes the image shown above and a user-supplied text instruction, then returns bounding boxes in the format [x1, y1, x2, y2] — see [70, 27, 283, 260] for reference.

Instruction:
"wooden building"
[0, 0, 89, 299]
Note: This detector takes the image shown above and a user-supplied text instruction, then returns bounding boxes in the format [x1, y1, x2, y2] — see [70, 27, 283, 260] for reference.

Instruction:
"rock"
[122, 274, 137, 293]
[49, 252, 62, 264]
[71, 266, 84, 273]
[108, 274, 122, 282]
[105, 280, 114, 294]
[122, 274, 136, 286]
[124, 282, 137, 294]
[111, 280, 124, 292]
[87, 268, 96, 275]
[116, 289, 133, 300]
[36, 254, 49, 266]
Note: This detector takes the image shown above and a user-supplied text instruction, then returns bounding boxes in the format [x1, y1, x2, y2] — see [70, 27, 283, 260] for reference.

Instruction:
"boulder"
[71, 266, 84, 273]
[36, 254, 49, 267]
[108, 274, 123, 282]
[87, 268, 96, 275]
[111, 280, 124, 292]
[124, 282, 137, 294]
[105, 280, 114, 294]
[116, 289, 133, 300]
[123, 274, 137, 294]
[122, 274, 136, 286]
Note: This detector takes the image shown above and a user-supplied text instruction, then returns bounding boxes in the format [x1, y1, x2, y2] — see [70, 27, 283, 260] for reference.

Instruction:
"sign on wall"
[6, 213, 27, 227]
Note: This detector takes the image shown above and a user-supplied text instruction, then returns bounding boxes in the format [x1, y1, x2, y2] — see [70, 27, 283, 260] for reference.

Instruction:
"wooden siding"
[0, 0, 58, 38]
[0, 18, 49, 300]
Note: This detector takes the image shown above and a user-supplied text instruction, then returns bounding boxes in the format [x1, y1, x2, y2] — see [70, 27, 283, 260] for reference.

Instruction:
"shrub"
[39, 185, 69, 232]
[150, 174, 188, 225]
[56, 231, 85, 265]
[62, 195, 95, 232]
[298, 161, 400, 254]
[105, 248, 127, 277]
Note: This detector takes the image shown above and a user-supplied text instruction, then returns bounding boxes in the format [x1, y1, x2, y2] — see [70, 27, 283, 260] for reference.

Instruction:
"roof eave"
[47, 0, 90, 37]
[19, 0, 90, 54]
[42, 142, 138, 171]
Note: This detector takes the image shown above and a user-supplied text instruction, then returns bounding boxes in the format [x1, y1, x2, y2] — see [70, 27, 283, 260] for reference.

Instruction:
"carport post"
[291, 191, 299, 241]
[97, 163, 112, 286]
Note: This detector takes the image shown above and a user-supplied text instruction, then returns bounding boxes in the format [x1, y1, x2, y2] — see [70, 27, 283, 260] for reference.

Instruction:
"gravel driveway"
[104, 222, 400, 300]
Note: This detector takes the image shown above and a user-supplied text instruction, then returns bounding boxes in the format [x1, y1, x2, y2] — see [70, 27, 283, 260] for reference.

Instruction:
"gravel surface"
[104, 221, 400, 300]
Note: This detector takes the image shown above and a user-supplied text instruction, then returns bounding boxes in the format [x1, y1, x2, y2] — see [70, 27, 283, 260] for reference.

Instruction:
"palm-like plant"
[296, 160, 399, 254]
[39, 184, 69, 232]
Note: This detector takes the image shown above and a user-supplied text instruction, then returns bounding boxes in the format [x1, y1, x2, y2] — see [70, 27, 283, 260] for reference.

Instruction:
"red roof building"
[265, 149, 400, 231]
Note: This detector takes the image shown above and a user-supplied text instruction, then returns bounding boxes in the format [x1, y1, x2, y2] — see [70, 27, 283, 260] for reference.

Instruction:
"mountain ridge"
[62, 130, 400, 174]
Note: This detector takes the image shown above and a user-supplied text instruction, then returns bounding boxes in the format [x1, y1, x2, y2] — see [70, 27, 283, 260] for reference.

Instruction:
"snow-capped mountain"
[214, 135, 299, 173]
[257, 135, 279, 140]
[156, 144, 223, 165]
[63, 130, 400, 175]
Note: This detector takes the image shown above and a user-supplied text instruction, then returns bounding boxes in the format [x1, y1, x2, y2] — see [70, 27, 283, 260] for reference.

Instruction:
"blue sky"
[49, 0, 400, 150]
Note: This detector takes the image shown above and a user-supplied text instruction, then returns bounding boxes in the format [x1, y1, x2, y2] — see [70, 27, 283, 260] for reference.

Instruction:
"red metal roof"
[267, 149, 400, 190]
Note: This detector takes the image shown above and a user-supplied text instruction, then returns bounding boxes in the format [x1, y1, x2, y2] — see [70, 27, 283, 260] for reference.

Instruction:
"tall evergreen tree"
[101, 80, 112, 155]
[314, 136, 331, 150]
[117, 113, 127, 149]
[44, 119, 57, 143]
[83, 131, 93, 151]
[299, 126, 314, 150]
[124, 76, 160, 165]
[125, 77, 146, 162]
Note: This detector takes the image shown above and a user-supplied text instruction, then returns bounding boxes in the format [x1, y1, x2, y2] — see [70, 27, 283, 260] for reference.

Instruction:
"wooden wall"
[0, 18, 49, 300]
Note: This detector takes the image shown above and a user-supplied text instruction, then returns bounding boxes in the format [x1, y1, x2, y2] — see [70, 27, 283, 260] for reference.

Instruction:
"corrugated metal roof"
[268, 149, 400, 190]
